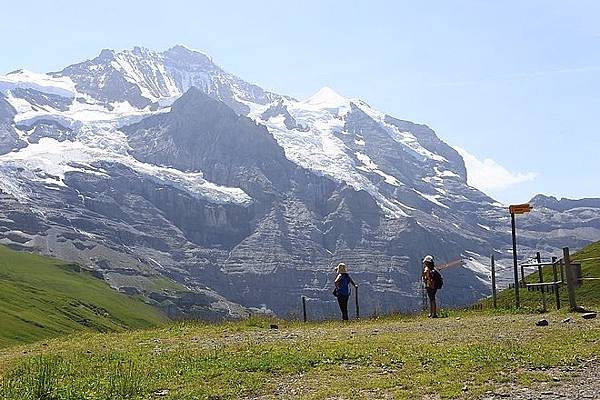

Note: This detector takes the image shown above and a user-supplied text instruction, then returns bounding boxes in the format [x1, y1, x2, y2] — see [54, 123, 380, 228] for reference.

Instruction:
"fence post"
[355, 286, 360, 320]
[520, 264, 526, 288]
[562, 247, 578, 311]
[560, 259, 565, 283]
[301, 296, 307, 322]
[491, 254, 497, 309]
[551, 256, 560, 310]
[536, 252, 547, 312]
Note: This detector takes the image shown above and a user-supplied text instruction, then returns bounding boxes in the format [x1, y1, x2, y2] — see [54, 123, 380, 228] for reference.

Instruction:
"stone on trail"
[562, 317, 571, 323]
[270, 324, 279, 329]
[536, 319, 549, 326]
[582, 312, 597, 320]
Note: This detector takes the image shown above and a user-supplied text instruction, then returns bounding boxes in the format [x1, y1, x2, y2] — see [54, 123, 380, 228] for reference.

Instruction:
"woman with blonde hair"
[333, 262, 357, 320]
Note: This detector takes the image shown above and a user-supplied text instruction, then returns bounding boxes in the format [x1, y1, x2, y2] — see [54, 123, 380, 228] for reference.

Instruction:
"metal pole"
[562, 247, 578, 311]
[355, 286, 360, 320]
[511, 212, 520, 308]
[302, 296, 307, 322]
[491, 253, 497, 309]
[551, 256, 560, 310]
[536, 252, 546, 312]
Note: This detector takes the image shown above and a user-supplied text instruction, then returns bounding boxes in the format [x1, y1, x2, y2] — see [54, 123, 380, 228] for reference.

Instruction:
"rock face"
[0, 46, 598, 319]
[0, 95, 27, 155]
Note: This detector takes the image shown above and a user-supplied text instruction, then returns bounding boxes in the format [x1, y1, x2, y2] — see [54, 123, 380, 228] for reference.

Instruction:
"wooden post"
[536, 252, 547, 312]
[301, 296, 307, 322]
[491, 254, 497, 309]
[563, 247, 578, 311]
[560, 259, 565, 283]
[355, 286, 360, 320]
[551, 256, 560, 310]
[511, 212, 520, 308]
[520, 265, 526, 288]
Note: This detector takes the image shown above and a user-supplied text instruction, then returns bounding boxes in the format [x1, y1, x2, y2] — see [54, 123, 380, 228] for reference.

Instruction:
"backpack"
[431, 269, 444, 289]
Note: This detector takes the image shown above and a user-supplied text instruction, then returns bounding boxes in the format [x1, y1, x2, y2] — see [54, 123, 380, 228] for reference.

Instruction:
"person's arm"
[349, 275, 358, 288]
[334, 273, 341, 287]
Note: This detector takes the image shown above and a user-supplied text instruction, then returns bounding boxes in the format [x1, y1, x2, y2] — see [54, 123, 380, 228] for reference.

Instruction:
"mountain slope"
[0, 45, 597, 318]
[0, 245, 167, 347]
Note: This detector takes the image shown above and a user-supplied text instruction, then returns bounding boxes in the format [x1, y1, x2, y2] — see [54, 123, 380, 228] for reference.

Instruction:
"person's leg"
[427, 289, 437, 318]
[337, 295, 347, 320]
[431, 289, 438, 317]
[341, 295, 349, 320]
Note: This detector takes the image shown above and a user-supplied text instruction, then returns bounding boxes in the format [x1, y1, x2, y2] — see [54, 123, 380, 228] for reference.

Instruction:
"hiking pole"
[355, 286, 360, 320]
[301, 296, 307, 322]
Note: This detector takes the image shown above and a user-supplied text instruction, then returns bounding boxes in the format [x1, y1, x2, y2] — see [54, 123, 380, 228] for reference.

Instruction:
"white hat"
[336, 263, 347, 273]
[422, 255, 434, 263]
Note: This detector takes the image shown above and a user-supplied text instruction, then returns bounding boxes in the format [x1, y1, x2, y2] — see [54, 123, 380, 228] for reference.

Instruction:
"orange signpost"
[509, 203, 532, 307]
[509, 203, 533, 214]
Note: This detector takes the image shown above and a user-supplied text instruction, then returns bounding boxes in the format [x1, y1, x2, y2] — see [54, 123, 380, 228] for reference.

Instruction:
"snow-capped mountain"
[0, 45, 598, 318]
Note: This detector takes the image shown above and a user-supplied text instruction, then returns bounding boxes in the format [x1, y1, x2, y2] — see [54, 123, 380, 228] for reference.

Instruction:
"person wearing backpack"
[333, 263, 357, 321]
[422, 255, 443, 318]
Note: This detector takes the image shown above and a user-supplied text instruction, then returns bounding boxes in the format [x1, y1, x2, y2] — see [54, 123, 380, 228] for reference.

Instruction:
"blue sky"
[1, 0, 599, 203]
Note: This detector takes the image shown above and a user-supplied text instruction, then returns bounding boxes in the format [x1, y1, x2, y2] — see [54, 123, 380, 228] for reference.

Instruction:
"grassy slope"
[0, 312, 598, 399]
[0, 245, 167, 347]
[487, 241, 600, 310]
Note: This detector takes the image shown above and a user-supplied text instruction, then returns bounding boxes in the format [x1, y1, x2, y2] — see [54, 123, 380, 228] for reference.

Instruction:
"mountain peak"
[304, 86, 349, 108]
[164, 44, 212, 62]
[98, 48, 116, 60]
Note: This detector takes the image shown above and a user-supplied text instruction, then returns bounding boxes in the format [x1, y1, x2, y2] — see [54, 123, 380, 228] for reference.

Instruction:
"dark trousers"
[337, 294, 350, 320]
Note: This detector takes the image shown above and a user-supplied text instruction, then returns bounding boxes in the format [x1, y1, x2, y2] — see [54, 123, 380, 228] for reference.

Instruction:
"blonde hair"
[336, 263, 348, 274]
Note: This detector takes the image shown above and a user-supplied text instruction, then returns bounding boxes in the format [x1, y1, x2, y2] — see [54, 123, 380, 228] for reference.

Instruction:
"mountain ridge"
[0, 44, 598, 318]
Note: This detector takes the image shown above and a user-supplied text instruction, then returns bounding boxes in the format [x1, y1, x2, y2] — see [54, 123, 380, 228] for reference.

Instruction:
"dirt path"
[480, 362, 599, 400]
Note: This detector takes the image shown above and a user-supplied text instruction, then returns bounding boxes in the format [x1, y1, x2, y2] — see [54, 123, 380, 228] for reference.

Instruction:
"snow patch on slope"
[0, 137, 252, 205]
[0, 70, 77, 98]
[248, 90, 409, 217]
[355, 152, 403, 186]
[414, 189, 449, 209]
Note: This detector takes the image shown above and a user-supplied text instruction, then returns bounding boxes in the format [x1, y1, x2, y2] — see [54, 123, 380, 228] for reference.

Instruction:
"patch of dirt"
[480, 361, 599, 400]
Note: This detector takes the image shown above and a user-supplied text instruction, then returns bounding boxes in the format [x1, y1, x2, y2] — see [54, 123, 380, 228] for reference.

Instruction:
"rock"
[3, 47, 598, 322]
[562, 317, 571, 323]
[270, 324, 279, 329]
[582, 312, 597, 319]
[536, 319, 549, 326]
[154, 390, 169, 396]
[462, 384, 468, 391]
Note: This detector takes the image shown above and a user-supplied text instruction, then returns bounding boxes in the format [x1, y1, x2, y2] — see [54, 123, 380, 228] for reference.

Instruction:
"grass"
[485, 240, 600, 311]
[0, 311, 598, 399]
[0, 245, 167, 347]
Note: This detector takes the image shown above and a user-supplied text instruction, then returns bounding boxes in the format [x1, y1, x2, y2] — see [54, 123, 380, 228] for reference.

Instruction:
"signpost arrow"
[509, 203, 533, 214]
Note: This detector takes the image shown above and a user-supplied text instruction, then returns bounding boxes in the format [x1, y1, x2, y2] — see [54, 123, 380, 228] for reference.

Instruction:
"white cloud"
[453, 146, 536, 191]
